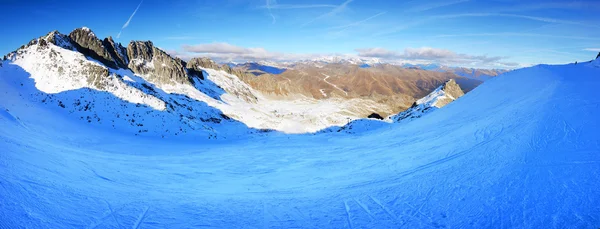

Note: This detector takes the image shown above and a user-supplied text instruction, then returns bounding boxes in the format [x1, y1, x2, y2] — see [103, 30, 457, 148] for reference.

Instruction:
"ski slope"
[1, 63, 599, 228]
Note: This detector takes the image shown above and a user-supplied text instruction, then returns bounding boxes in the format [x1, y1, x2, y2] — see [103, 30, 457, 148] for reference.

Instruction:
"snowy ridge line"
[11, 40, 166, 111]
[1, 32, 382, 134]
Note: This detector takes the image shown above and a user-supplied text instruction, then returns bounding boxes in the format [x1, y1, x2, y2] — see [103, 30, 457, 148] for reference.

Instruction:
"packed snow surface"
[1, 62, 599, 228]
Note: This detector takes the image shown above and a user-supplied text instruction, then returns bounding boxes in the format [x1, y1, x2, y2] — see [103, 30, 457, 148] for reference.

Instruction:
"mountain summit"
[1, 27, 489, 134]
[1, 26, 600, 228]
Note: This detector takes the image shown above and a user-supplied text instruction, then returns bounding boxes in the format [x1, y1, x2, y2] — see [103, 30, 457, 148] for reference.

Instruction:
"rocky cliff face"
[44, 30, 75, 50]
[127, 41, 191, 85]
[186, 57, 257, 81]
[68, 27, 120, 69]
[186, 57, 222, 80]
[391, 79, 464, 122]
[102, 36, 129, 69]
[436, 79, 465, 107]
[188, 57, 220, 70]
[45, 28, 204, 87]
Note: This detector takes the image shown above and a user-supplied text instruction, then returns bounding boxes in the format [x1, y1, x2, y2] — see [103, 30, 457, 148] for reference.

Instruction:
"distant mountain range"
[226, 58, 508, 82]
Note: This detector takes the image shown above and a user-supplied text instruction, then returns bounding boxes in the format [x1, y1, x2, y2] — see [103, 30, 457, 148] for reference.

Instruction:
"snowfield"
[1, 61, 600, 228]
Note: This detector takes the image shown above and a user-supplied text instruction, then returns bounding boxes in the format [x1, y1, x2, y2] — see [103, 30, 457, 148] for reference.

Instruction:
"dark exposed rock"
[38, 39, 47, 47]
[102, 36, 129, 69]
[127, 41, 191, 85]
[187, 57, 220, 70]
[187, 68, 204, 80]
[367, 113, 384, 120]
[127, 41, 154, 63]
[69, 27, 119, 69]
[187, 57, 222, 80]
[186, 57, 255, 80]
[596, 52, 600, 60]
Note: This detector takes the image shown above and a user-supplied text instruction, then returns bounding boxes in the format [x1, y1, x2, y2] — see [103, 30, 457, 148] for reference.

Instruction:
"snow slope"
[1, 60, 599, 228]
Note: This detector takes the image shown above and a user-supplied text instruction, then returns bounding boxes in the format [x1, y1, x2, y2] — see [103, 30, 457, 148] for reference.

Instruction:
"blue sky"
[1, 0, 599, 68]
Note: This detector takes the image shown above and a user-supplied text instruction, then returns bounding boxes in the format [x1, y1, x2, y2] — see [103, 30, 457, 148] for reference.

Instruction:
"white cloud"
[175, 43, 519, 68]
[117, 0, 144, 38]
[354, 48, 398, 58]
[356, 47, 516, 68]
[182, 42, 294, 61]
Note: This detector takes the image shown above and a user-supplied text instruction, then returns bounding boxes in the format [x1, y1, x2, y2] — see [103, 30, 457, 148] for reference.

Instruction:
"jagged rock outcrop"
[391, 79, 464, 122]
[186, 57, 221, 80]
[187, 57, 220, 70]
[69, 27, 120, 69]
[127, 41, 191, 85]
[435, 79, 464, 107]
[186, 57, 257, 81]
[44, 30, 74, 50]
[596, 52, 600, 60]
[102, 36, 129, 69]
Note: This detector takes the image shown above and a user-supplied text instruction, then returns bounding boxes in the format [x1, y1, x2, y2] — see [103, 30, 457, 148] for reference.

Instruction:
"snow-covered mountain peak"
[77, 26, 96, 37]
[2, 28, 399, 135]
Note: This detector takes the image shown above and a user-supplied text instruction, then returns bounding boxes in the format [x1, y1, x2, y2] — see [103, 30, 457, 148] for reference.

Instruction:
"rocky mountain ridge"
[3, 27, 423, 134]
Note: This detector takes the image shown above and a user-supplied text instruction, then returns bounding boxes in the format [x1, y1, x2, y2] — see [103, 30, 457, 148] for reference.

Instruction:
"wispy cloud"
[117, 0, 144, 38]
[266, 0, 276, 24]
[375, 12, 598, 37]
[583, 48, 600, 52]
[436, 13, 599, 28]
[259, 4, 337, 9]
[434, 32, 597, 41]
[497, 1, 600, 12]
[407, 0, 469, 12]
[180, 42, 348, 62]
[331, 11, 386, 30]
[182, 42, 281, 60]
[326, 11, 386, 38]
[301, 0, 354, 27]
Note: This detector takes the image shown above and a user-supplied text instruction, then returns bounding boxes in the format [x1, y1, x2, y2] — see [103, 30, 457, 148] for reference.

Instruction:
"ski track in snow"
[0, 59, 600, 228]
